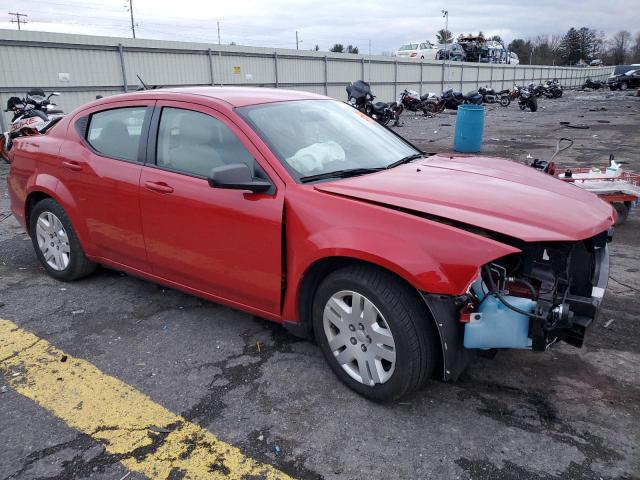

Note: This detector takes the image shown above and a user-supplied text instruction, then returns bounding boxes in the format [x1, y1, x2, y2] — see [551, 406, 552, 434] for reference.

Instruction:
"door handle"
[144, 181, 174, 194]
[61, 160, 82, 171]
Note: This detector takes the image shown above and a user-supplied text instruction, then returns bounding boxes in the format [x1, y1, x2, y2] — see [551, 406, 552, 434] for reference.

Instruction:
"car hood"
[314, 154, 615, 242]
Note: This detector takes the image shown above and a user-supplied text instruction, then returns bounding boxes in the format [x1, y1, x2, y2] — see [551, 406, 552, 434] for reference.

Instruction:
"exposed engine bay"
[462, 229, 612, 351]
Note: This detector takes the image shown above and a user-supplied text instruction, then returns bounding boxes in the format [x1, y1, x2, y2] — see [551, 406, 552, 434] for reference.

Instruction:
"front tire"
[30, 198, 97, 281]
[620, 82, 628, 91]
[312, 265, 438, 402]
[529, 97, 538, 112]
[499, 95, 511, 107]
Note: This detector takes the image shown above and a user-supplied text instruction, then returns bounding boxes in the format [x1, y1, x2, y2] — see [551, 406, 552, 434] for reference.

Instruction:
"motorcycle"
[478, 86, 511, 106]
[346, 80, 401, 126]
[542, 79, 563, 98]
[582, 77, 605, 90]
[1, 89, 65, 163]
[528, 82, 545, 98]
[398, 89, 442, 115]
[517, 86, 538, 112]
[437, 88, 483, 111]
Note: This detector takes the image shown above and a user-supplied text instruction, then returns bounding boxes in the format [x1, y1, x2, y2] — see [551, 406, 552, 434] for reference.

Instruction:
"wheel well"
[296, 257, 435, 336]
[25, 191, 52, 235]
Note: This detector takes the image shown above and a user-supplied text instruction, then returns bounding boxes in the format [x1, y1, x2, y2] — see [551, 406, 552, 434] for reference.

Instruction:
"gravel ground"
[1, 88, 639, 480]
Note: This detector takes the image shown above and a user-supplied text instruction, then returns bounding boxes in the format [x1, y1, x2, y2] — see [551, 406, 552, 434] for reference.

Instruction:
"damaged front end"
[424, 228, 612, 380]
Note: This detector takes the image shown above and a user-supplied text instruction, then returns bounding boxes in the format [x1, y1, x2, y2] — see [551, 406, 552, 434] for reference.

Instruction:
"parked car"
[435, 43, 466, 61]
[395, 41, 439, 60]
[7, 87, 615, 402]
[607, 68, 640, 90]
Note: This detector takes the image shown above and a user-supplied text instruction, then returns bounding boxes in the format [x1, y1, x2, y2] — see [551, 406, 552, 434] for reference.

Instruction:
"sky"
[0, 0, 638, 53]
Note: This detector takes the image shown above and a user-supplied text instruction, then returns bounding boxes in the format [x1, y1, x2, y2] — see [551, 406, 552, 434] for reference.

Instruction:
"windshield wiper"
[299, 167, 385, 183]
[385, 153, 424, 170]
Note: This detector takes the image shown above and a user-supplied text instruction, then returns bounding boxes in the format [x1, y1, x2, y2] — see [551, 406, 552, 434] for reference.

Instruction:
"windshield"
[399, 44, 418, 51]
[237, 100, 419, 182]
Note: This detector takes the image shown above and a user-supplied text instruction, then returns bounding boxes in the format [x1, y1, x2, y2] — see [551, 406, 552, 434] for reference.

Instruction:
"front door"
[139, 101, 284, 315]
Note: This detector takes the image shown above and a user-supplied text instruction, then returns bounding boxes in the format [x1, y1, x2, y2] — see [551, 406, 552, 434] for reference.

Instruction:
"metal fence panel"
[123, 50, 210, 86]
[0, 28, 615, 129]
[0, 44, 123, 87]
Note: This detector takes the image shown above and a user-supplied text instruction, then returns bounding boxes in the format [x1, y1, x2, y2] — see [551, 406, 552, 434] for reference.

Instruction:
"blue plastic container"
[464, 295, 535, 349]
[453, 104, 485, 153]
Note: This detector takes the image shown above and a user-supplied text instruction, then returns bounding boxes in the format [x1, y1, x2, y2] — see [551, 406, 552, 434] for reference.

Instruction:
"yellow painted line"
[0, 318, 293, 480]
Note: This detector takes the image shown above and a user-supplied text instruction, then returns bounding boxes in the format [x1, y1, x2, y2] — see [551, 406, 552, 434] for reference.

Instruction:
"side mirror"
[208, 163, 272, 193]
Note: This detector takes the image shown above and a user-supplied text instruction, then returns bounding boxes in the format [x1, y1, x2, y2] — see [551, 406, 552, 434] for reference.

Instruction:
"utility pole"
[9, 12, 28, 30]
[441, 10, 448, 44]
[295, 31, 299, 50]
[368, 39, 372, 81]
[217, 21, 221, 45]
[126, 0, 136, 39]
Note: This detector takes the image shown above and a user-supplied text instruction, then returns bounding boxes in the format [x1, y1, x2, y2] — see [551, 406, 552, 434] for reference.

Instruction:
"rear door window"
[87, 107, 147, 162]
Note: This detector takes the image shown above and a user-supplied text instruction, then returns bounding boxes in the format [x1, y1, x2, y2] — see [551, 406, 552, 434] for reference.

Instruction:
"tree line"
[508, 28, 640, 65]
[323, 28, 640, 65]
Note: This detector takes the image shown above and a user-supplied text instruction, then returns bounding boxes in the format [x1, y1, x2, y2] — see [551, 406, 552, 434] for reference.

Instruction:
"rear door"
[62, 100, 154, 271]
[139, 101, 284, 315]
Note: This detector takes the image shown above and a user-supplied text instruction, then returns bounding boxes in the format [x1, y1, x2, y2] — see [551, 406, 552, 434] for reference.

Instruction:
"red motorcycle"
[397, 89, 442, 115]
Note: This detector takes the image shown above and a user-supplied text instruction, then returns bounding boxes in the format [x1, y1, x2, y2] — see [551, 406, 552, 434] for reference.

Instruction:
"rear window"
[613, 65, 639, 75]
[399, 44, 418, 51]
[86, 107, 147, 162]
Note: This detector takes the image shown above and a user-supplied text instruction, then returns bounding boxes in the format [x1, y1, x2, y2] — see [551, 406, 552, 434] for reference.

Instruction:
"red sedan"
[6, 87, 614, 401]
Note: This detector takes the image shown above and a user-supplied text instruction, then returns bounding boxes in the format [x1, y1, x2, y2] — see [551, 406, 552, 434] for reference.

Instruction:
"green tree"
[508, 38, 532, 62]
[436, 29, 452, 44]
[313, 44, 320, 51]
[560, 27, 582, 64]
[346, 45, 359, 54]
[575, 27, 602, 61]
[330, 43, 344, 53]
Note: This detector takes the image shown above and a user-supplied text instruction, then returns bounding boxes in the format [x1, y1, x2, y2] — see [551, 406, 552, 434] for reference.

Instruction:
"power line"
[9, 12, 28, 30]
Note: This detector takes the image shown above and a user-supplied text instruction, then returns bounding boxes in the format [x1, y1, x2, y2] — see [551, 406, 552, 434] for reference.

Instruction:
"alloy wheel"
[323, 290, 396, 386]
[35, 211, 71, 271]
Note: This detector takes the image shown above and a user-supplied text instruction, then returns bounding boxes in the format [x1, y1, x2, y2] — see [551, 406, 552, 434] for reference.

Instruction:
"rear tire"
[620, 82, 628, 91]
[312, 265, 439, 402]
[423, 101, 438, 114]
[29, 198, 97, 281]
[499, 95, 511, 107]
[529, 97, 538, 112]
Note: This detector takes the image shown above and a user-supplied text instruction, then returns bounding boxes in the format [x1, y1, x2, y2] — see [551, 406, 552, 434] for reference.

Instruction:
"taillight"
[410, 52, 417, 57]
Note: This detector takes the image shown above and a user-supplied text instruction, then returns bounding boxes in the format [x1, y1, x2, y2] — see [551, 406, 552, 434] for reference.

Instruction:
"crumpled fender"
[281, 188, 520, 322]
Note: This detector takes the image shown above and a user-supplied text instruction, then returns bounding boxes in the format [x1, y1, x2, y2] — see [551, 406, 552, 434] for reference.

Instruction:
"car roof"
[87, 86, 328, 110]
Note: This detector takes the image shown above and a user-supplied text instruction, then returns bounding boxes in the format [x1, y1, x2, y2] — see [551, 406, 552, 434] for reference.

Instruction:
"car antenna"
[136, 74, 162, 91]
[136, 74, 149, 90]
